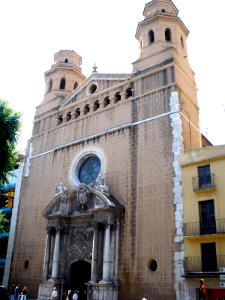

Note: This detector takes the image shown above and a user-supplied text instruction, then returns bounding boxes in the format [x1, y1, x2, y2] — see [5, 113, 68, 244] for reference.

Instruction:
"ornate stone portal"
[38, 181, 124, 300]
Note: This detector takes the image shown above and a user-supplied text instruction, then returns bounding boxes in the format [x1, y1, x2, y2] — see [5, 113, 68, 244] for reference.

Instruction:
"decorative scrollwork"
[68, 229, 93, 261]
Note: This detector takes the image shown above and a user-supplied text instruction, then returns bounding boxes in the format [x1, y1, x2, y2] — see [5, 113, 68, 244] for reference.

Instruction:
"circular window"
[148, 259, 158, 272]
[78, 156, 101, 185]
[86, 82, 98, 95]
[70, 148, 106, 187]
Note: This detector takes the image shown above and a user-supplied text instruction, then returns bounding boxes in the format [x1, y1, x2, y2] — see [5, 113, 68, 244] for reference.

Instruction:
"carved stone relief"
[76, 184, 91, 210]
[76, 184, 108, 212]
[67, 228, 93, 261]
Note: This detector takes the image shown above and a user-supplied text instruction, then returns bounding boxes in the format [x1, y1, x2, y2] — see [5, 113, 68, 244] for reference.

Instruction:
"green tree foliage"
[0, 100, 21, 185]
[0, 210, 8, 233]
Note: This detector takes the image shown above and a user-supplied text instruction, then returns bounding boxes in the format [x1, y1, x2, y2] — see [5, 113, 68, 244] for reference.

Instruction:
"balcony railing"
[184, 218, 225, 236]
[184, 255, 225, 272]
[192, 173, 216, 191]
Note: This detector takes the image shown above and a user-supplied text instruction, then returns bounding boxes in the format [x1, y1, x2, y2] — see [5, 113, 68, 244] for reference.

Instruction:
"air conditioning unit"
[220, 268, 225, 272]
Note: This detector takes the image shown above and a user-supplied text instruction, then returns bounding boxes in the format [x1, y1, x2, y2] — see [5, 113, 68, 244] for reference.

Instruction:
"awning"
[0, 183, 16, 190]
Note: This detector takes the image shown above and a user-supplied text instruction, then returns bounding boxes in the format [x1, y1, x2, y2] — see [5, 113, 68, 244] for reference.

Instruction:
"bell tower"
[35, 50, 86, 117]
[133, 0, 191, 76]
[133, 0, 202, 150]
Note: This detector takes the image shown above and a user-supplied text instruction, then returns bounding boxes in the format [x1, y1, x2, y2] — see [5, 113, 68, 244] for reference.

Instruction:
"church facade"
[9, 1, 204, 299]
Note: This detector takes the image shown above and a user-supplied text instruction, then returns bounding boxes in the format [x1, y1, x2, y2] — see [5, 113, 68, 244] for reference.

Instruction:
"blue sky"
[0, 0, 224, 152]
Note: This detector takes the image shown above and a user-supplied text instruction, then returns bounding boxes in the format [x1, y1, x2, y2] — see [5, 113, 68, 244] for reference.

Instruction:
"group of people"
[11, 280, 206, 300]
[12, 284, 28, 300]
[66, 289, 78, 300]
[51, 287, 79, 300]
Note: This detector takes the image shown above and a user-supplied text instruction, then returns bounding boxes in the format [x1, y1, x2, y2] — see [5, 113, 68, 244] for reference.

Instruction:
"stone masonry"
[8, 1, 203, 300]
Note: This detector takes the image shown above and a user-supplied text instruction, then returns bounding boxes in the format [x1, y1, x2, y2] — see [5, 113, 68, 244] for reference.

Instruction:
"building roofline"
[180, 145, 225, 167]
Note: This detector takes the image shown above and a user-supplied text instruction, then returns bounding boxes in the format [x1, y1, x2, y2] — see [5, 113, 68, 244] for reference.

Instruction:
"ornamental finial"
[93, 63, 97, 73]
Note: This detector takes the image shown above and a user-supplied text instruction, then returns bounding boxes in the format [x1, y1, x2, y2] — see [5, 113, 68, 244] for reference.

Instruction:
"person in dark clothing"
[21, 286, 28, 300]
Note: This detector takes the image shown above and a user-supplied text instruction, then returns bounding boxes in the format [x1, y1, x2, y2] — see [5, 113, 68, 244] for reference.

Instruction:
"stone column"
[109, 227, 115, 280]
[91, 223, 99, 282]
[49, 229, 55, 276]
[114, 220, 120, 280]
[51, 226, 61, 279]
[102, 218, 112, 282]
[43, 227, 52, 280]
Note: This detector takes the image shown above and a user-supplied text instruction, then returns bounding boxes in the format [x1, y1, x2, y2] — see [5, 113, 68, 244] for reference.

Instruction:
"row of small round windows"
[57, 87, 133, 125]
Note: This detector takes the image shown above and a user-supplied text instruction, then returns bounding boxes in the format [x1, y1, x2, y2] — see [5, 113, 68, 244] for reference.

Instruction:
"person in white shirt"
[72, 291, 78, 300]
[51, 287, 58, 300]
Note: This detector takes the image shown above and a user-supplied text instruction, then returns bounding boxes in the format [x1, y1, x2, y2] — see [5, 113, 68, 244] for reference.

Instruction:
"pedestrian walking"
[72, 290, 78, 300]
[50, 287, 58, 300]
[66, 290, 72, 300]
[9, 285, 15, 300]
[14, 284, 21, 300]
[199, 279, 207, 300]
[20, 286, 28, 300]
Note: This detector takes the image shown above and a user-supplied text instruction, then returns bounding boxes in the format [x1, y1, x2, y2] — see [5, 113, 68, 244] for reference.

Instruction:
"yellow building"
[180, 145, 225, 298]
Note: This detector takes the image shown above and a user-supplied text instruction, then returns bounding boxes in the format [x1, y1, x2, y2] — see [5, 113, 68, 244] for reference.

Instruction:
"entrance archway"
[69, 260, 91, 300]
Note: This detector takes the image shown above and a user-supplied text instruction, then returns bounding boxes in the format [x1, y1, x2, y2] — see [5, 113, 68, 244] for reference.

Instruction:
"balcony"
[184, 218, 225, 236]
[184, 255, 225, 273]
[192, 173, 215, 191]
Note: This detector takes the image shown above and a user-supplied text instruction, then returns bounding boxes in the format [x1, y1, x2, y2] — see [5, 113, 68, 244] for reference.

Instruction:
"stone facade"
[8, 1, 203, 299]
